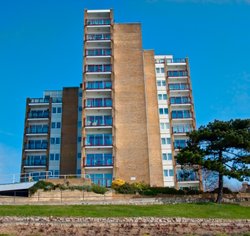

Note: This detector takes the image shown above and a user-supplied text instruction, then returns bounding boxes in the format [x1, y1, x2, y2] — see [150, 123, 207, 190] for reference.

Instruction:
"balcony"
[86, 49, 111, 57]
[28, 111, 49, 119]
[84, 134, 112, 147]
[85, 64, 112, 74]
[167, 71, 188, 77]
[26, 126, 48, 134]
[23, 160, 47, 167]
[86, 19, 111, 26]
[85, 115, 112, 127]
[86, 34, 111, 41]
[173, 125, 193, 134]
[85, 153, 113, 167]
[84, 98, 112, 108]
[85, 81, 112, 90]
[28, 98, 50, 104]
[86, 173, 113, 187]
[177, 170, 199, 182]
[174, 140, 187, 149]
[170, 97, 191, 105]
[169, 83, 190, 91]
[171, 110, 192, 120]
[25, 142, 48, 150]
[167, 58, 186, 64]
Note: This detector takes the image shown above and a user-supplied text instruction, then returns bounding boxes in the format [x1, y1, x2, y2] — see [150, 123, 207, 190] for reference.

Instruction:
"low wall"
[0, 217, 249, 235]
[0, 190, 249, 205]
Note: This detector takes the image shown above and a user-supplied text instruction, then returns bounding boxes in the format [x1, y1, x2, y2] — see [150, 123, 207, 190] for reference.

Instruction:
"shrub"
[131, 182, 150, 193]
[115, 182, 137, 194]
[29, 181, 55, 195]
[111, 179, 126, 190]
[91, 184, 108, 194]
[211, 187, 233, 194]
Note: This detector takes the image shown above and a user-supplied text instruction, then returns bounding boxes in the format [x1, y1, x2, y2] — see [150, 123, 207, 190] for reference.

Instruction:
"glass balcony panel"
[86, 81, 112, 90]
[86, 49, 111, 56]
[177, 170, 199, 182]
[86, 153, 113, 167]
[86, 64, 112, 73]
[85, 98, 112, 108]
[167, 71, 188, 77]
[85, 134, 112, 146]
[86, 19, 111, 25]
[86, 34, 111, 41]
[86, 115, 112, 126]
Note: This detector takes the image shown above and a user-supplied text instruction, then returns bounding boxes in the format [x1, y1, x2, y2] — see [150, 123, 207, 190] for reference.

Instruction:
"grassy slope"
[0, 203, 249, 219]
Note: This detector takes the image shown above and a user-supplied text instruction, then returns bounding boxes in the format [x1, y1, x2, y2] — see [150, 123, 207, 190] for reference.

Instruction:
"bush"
[115, 182, 137, 194]
[29, 181, 55, 195]
[91, 184, 108, 194]
[111, 179, 126, 190]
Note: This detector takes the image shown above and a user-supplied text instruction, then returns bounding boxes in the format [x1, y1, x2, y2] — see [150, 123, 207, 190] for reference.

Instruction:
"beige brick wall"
[113, 24, 150, 184]
[143, 50, 164, 186]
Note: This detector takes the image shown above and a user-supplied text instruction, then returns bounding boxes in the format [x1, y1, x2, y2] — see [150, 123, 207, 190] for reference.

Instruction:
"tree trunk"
[216, 172, 223, 203]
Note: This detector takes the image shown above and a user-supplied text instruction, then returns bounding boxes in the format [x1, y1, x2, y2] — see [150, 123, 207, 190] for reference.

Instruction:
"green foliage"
[211, 187, 233, 194]
[176, 119, 250, 202]
[91, 184, 108, 194]
[29, 181, 56, 195]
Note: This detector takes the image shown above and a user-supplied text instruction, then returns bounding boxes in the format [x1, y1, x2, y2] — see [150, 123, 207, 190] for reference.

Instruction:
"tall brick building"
[20, 9, 202, 190]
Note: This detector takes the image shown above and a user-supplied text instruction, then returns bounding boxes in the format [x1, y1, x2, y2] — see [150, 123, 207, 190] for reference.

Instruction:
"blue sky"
[0, 0, 249, 182]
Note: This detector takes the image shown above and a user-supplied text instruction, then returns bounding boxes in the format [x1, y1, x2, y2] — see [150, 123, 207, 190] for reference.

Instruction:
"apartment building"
[82, 9, 202, 190]
[20, 87, 82, 181]
[20, 9, 202, 190]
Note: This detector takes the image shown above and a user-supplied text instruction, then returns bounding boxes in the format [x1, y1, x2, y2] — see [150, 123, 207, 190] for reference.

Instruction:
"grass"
[0, 203, 249, 219]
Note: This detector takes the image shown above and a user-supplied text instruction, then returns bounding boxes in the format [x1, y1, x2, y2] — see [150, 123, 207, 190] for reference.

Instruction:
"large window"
[26, 140, 48, 149]
[171, 110, 192, 119]
[167, 71, 188, 77]
[24, 155, 46, 166]
[86, 115, 112, 126]
[170, 96, 191, 104]
[169, 83, 189, 90]
[161, 138, 171, 145]
[85, 134, 112, 146]
[85, 98, 112, 107]
[86, 153, 113, 166]
[177, 169, 199, 182]
[173, 124, 193, 133]
[174, 139, 187, 149]
[159, 108, 168, 115]
[87, 173, 113, 187]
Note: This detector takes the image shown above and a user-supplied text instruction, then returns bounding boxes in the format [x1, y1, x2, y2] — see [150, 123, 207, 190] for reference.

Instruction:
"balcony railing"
[86, 34, 111, 41]
[28, 111, 49, 119]
[167, 58, 186, 63]
[29, 98, 50, 103]
[173, 125, 193, 134]
[85, 81, 112, 90]
[86, 49, 111, 56]
[86, 19, 111, 26]
[85, 115, 112, 126]
[23, 160, 47, 166]
[85, 98, 112, 108]
[169, 83, 190, 91]
[25, 143, 48, 150]
[84, 134, 112, 146]
[167, 71, 188, 77]
[85, 64, 112, 73]
[177, 170, 199, 182]
[26, 126, 48, 134]
[171, 110, 192, 119]
[170, 97, 191, 105]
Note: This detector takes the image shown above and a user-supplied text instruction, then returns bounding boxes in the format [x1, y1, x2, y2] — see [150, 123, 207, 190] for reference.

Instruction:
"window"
[160, 123, 169, 130]
[174, 139, 187, 149]
[79, 92, 82, 97]
[50, 138, 55, 144]
[78, 137, 81, 142]
[57, 122, 61, 128]
[158, 94, 167, 101]
[161, 138, 171, 145]
[54, 170, 59, 176]
[77, 153, 81, 159]
[57, 107, 62, 113]
[164, 169, 174, 177]
[156, 68, 160, 73]
[55, 153, 60, 161]
[157, 81, 161, 87]
[56, 138, 60, 144]
[160, 68, 165, 73]
[50, 154, 54, 161]
[162, 153, 167, 160]
[77, 169, 81, 175]
[78, 106, 82, 111]
[52, 107, 56, 113]
[172, 110, 191, 119]
[168, 153, 172, 160]
[162, 80, 166, 86]
[78, 121, 82, 127]
[159, 108, 168, 115]
[51, 122, 56, 128]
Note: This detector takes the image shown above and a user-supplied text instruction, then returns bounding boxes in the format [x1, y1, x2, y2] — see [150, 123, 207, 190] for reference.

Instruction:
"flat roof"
[0, 182, 36, 192]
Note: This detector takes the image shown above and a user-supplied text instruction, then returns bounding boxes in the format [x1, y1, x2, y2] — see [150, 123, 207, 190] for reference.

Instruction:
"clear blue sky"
[0, 0, 249, 181]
